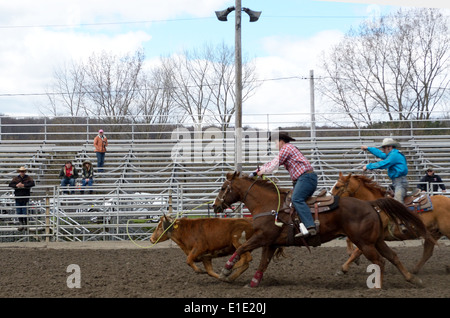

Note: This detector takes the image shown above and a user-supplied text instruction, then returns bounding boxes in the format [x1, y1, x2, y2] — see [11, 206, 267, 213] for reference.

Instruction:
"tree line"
[318, 8, 450, 128]
[30, 8, 450, 130]
[41, 42, 259, 131]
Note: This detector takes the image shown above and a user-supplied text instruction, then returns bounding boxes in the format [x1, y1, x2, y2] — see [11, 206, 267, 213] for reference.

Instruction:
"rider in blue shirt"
[361, 138, 408, 203]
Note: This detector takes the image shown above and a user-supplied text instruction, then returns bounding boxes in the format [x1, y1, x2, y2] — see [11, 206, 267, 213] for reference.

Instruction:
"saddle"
[281, 189, 338, 247]
[404, 189, 433, 213]
[285, 188, 339, 215]
[283, 189, 339, 232]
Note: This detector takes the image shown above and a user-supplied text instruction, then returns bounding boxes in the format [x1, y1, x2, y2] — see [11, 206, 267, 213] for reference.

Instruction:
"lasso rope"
[257, 175, 283, 227]
[126, 200, 214, 249]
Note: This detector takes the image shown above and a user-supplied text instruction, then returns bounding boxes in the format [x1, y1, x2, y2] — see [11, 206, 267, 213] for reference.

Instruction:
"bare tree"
[83, 50, 145, 125]
[161, 42, 260, 129]
[135, 65, 174, 125]
[206, 42, 259, 130]
[319, 8, 450, 127]
[43, 60, 86, 119]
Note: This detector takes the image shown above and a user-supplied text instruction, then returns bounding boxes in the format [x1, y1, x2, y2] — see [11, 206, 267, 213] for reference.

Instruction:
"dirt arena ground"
[0, 240, 448, 299]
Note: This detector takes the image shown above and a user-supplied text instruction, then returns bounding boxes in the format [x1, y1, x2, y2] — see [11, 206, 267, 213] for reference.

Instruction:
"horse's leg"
[412, 235, 437, 274]
[339, 248, 363, 275]
[346, 238, 354, 255]
[221, 232, 264, 279]
[248, 245, 277, 288]
[224, 252, 253, 282]
[357, 244, 385, 289]
[375, 239, 423, 287]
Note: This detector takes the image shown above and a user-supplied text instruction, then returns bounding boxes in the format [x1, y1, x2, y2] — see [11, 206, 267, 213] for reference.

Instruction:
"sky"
[0, 0, 448, 123]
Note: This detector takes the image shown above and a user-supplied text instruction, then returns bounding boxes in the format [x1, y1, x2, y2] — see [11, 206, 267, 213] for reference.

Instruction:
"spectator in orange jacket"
[94, 129, 108, 172]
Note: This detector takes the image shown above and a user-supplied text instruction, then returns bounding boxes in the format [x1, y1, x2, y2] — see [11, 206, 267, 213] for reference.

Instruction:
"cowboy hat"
[268, 131, 296, 143]
[17, 166, 27, 172]
[380, 138, 400, 148]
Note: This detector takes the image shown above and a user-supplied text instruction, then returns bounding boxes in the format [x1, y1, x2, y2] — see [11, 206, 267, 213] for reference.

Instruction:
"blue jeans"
[392, 176, 408, 203]
[61, 178, 76, 187]
[82, 178, 94, 187]
[15, 201, 28, 215]
[96, 152, 105, 172]
[292, 172, 318, 228]
[61, 178, 76, 194]
[15, 200, 28, 225]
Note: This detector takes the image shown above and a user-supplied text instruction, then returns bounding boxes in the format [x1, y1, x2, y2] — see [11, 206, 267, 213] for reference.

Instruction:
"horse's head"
[213, 171, 243, 214]
[331, 172, 355, 197]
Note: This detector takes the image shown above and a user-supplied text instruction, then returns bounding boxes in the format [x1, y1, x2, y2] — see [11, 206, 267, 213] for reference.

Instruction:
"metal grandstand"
[0, 112, 449, 243]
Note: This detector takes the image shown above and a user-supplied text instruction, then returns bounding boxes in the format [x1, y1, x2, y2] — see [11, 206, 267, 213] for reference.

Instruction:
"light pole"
[215, 1, 261, 173]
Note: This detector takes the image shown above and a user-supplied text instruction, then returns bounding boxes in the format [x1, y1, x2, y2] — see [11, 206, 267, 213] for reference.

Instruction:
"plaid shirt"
[261, 143, 313, 181]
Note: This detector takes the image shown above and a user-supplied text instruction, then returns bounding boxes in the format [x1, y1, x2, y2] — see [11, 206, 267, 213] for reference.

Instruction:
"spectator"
[417, 168, 446, 193]
[8, 166, 35, 231]
[59, 161, 79, 194]
[81, 161, 94, 194]
[94, 129, 108, 172]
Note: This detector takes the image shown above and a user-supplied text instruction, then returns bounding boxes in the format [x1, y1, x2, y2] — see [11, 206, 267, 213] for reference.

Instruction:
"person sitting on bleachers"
[417, 168, 447, 193]
[81, 160, 94, 194]
[59, 161, 79, 194]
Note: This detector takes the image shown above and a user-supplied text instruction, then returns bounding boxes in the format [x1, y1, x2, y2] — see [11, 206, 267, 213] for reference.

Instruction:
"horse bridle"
[216, 180, 233, 210]
[334, 178, 361, 197]
[216, 178, 259, 210]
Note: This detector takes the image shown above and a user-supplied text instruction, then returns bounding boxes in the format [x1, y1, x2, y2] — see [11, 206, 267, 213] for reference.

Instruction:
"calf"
[150, 215, 254, 282]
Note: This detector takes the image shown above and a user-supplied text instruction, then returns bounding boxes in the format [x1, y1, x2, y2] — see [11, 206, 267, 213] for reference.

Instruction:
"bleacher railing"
[1, 111, 449, 242]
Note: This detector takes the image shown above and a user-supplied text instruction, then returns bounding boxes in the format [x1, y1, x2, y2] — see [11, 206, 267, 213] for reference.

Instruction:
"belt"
[293, 170, 314, 185]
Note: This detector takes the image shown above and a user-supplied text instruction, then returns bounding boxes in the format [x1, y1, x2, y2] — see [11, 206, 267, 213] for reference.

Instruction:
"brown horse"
[331, 172, 448, 274]
[213, 171, 430, 288]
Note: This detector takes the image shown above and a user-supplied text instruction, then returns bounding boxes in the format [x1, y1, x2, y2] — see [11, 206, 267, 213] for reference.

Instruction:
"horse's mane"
[352, 174, 387, 196]
[241, 175, 290, 193]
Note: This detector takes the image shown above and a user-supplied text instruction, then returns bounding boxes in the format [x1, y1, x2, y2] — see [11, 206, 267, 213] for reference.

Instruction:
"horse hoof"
[221, 268, 231, 278]
[409, 275, 424, 288]
[219, 275, 231, 283]
[335, 269, 346, 276]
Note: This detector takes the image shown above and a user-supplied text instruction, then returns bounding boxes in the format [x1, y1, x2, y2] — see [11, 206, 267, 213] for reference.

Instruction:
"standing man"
[94, 129, 108, 172]
[361, 138, 408, 203]
[252, 132, 318, 237]
[9, 166, 35, 231]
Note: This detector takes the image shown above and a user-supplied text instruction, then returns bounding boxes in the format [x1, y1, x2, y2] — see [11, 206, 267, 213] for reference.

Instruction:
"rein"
[247, 175, 284, 227]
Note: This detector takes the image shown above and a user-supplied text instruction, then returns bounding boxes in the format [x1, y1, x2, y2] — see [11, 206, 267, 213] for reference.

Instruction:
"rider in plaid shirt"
[259, 143, 313, 181]
[255, 132, 318, 237]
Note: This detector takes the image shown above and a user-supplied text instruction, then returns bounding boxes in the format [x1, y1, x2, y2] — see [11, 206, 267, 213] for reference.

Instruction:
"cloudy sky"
[0, 0, 447, 122]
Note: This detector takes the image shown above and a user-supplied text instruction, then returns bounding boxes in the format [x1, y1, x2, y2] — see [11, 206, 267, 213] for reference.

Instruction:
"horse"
[331, 172, 449, 274]
[213, 171, 431, 288]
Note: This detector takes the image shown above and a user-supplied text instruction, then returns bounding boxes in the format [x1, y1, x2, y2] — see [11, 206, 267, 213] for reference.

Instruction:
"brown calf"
[150, 215, 254, 282]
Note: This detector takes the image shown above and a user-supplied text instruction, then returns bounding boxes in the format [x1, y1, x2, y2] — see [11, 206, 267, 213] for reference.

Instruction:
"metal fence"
[1, 112, 449, 242]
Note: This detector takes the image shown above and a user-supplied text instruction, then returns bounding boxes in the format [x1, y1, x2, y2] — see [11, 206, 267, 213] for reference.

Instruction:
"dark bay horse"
[213, 172, 430, 288]
[331, 172, 448, 274]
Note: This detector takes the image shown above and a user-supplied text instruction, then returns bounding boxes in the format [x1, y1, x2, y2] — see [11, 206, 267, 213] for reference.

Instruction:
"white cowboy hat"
[380, 138, 400, 148]
[17, 166, 27, 172]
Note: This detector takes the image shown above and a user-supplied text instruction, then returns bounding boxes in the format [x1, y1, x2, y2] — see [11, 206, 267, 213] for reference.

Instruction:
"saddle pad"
[405, 194, 432, 213]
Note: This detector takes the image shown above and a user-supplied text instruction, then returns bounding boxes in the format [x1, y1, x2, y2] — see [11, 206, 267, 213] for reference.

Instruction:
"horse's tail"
[372, 198, 434, 242]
